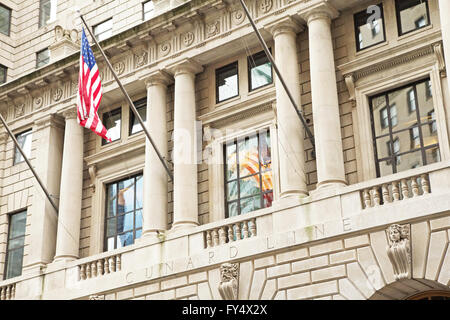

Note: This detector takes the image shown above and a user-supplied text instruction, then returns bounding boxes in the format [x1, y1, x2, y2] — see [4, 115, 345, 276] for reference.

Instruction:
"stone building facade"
[0, 0, 449, 300]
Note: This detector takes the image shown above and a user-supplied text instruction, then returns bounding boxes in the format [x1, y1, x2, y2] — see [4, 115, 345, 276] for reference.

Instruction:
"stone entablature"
[1, 162, 449, 299]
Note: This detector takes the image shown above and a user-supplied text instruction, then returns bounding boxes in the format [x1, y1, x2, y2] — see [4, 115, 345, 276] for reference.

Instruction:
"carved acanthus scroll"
[386, 224, 411, 280]
[218, 263, 239, 300]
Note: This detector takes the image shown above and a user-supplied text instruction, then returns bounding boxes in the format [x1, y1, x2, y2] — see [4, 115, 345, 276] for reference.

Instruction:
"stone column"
[302, 4, 347, 189]
[54, 108, 84, 262]
[168, 59, 203, 231]
[267, 17, 308, 198]
[141, 71, 172, 237]
[25, 114, 64, 272]
[439, 0, 450, 92]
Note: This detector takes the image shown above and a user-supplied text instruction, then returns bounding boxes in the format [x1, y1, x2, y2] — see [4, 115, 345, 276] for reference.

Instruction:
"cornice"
[338, 30, 443, 82]
[199, 89, 276, 128]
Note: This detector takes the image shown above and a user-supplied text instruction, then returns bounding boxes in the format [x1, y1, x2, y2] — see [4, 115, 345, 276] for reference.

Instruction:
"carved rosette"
[231, 10, 245, 25]
[386, 224, 411, 280]
[34, 97, 43, 109]
[218, 263, 239, 300]
[160, 42, 171, 57]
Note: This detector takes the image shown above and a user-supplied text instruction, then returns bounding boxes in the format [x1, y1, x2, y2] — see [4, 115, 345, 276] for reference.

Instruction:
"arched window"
[407, 291, 450, 300]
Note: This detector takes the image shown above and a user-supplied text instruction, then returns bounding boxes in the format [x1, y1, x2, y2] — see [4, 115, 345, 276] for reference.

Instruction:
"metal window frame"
[4, 210, 27, 280]
[13, 129, 32, 165]
[36, 48, 50, 68]
[215, 61, 239, 104]
[102, 107, 122, 145]
[93, 18, 113, 42]
[369, 78, 439, 177]
[353, 3, 387, 52]
[128, 98, 147, 136]
[223, 130, 273, 219]
[247, 49, 273, 92]
[104, 173, 143, 252]
[395, 0, 431, 36]
[142, 0, 154, 21]
[0, 3, 12, 36]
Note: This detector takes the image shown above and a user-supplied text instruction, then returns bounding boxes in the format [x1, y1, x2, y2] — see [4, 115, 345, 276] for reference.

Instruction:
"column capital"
[166, 58, 203, 78]
[61, 106, 78, 120]
[299, 2, 339, 26]
[143, 70, 173, 89]
[34, 113, 65, 131]
[265, 16, 304, 38]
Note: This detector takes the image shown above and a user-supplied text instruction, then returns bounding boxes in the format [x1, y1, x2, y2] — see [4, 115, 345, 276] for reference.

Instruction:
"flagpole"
[78, 12, 174, 181]
[0, 114, 59, 214]
[237, 0, 316, 152]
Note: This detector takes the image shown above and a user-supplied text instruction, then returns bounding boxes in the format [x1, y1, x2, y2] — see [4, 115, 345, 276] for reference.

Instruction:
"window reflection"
[224, 130, 273, 218]
[105, 174, 143, 251]
[396, 0, 430, 35]
[14, 130, 32, 165]
[102, 108, 121, 145]
[354, 4, 386, 51]
[248, 51, 273, 91]
[216, 62, 239, 103]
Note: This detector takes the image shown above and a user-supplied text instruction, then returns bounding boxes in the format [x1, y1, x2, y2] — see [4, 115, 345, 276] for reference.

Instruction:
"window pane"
[396, 150, 423, 172]
[228, 202, 238, 218]
[103, 109, 121, 144]
[130, 100, 147, 134]
[0, 65, 6, 84]
[143, 0, 154, 20]
[259, 130, 271, 171]
[5, 248, 24, 279]
[387, 85, 418, 132]
[94, 19, 113, 41]
[14, 130, 32, 164]
[107, 237, 115, 251]
[239, 175, 261, 199]
[135, 210, 142, 229]
[39, 0, 51, 27]
[36, 49, 50, 68]
[249, 51, 272, 91]
[9, 211, 27, 239]
[225, 143, 237, 180]
[240, 195, 261, 215]
[106, 184, 117, 217]
[118, 178, 135, 213]
[261, 171, 273, 193]
[238, 135, 259, 177]
[421, 123, 438, 149]
[372, 95, 389, 136]
[263, 191, 274, 208]
[216, 62, 238, 102]
[135, 176, 143, 209]
[226, 181, 238, 201]
[8, 237, 25, 251]
[106, 217, 116, 237]
[354, 5, 385, 51]
[0, 5, 11, 35]
[425, 147, 440, 165]
[117, 212, 134, 233]
[397, 0, 429, 35]
[416, 80, 434, 121]
[135, 229, 142, 240]
[117, 232, 134, 248]
[375, 135, 391, 160]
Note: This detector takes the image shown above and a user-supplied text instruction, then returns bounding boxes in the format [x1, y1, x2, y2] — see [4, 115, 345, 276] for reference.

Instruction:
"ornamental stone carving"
[113, 61, 125, 75]
[182, 32, 195, 47]
[259, 0, 273, 13]
[231, 9, 245, 25]
[206, 21, 220, 38]
[88, 294, 105, 300]
[134, 51, 148, 68]
[53, 88, 63, 102]
[218, 263, 239, 300]
[160, 42, 171, 57]
[386, 224, 411, 280]
[15, 104, 25, 117]
[34, 97, 43, 109]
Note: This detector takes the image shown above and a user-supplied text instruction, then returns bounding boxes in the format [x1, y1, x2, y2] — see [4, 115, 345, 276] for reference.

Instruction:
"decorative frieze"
[386, 224, 411, 280]
[218, 263, 239, 300]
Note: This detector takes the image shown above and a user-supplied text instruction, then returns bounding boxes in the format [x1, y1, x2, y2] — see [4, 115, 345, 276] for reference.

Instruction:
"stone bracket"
[218, 263, 239, 300]
[386, 224, 412, 280]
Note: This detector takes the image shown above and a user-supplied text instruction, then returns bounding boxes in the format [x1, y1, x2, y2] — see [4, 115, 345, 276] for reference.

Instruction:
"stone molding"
[264, 16, 304, 37]
[62, 109, 78, 120]
[167, 58, 204, 77]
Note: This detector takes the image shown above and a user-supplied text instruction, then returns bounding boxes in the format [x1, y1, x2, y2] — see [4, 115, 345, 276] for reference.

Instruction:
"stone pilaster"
[141, 70, 172, 238]
[439, 0, 449, 81]
[302, 3, 347, 190]
[53, 108, 84, 262]
[167, 59, 203, 231]
[266, 17, 308, 198]
[24, 114, 64, 273]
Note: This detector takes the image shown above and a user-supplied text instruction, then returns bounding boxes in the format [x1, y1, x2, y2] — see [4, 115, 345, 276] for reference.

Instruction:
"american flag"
[76, 28, 111, 142]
